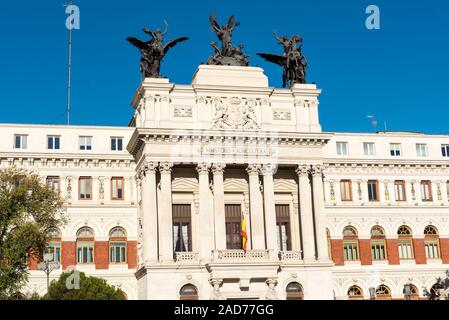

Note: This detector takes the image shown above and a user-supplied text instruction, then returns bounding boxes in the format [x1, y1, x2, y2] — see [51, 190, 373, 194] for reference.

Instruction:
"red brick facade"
[330, 239, 344, 266]
[386, 239, 400, 265]
[127, 240, 137, 269]
[413, 239, 426, 264]
[95, 241, 109, 269]
[61, 241, 77, 269]
[440, 238, 449, 264]
[359, 239, 372, 265]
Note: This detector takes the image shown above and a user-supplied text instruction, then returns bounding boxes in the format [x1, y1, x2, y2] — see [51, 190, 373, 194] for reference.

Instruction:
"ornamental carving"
[66, 176, 72, 199]
[196, 162, 211, 175]
[329, 181, 336, 201]
[311, 164, 324, 176]
[295, 164, 309, 176]
[211, 96, 259, 130]
[212, 163, 226, 174]
[246, 163, 261, 175]
[173, 105, 192, 117]
[384, 182, 390, 201]
[98, 177, 105, 200]
[159, 162, 173, 174]
[260, 163, 277, 176]
[273, 109, 292, 120]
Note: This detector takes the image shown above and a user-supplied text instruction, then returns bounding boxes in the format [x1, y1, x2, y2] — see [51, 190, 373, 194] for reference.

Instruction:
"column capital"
[196, 162, 211, 175]
[260, 164, 277, 176]
[246, 163, 261, 176]
[311, 164, 324, 177]
[211, 163, 226, 175]
[295, 164, 310, 177]
[159, 161, 173, 174]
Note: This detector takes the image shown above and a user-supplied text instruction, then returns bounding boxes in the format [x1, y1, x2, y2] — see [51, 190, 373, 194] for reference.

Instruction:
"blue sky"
[0, 0, 448, 134]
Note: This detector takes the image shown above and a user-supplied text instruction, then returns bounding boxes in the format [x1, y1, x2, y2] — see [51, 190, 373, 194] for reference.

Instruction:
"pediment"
[273, 178, 297, 192]
[172, 177, 198, 192]
[223, 178, 248, 192]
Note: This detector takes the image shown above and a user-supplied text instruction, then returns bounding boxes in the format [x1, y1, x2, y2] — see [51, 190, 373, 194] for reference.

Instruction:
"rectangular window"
[343, 241, 359, 261]
[442, 145, 449, 157]
[371, 240, 387, 261]
[425, 240, 440, 259]
[47, 135, 60, 150]
[14, 134, 27, 149]
[363, 142, 375, 156]
[47, 242, 61, 263]
[46, 176, 60, 193]
[111, 137, 123, 151]
[416, 143, 428, 157]
[340, 180, 352, 201]
[420, 180, 432, 201]
[111, 177, 124, 200]
[275, 204, 290, 251]
[225, 204, 242, 250]
[398, 239, 413, 260]
[394, 180, 406, 201]
[336, 142, 348, 155]
[390, 143, 401, 156]
[367, 180, 379, 201]
[77, 241, 94, 264]
[79, 177, 92, 200]
[109, 241, 127, 264]
[172, 204, 191, 252]
[79, 136, 92, 151]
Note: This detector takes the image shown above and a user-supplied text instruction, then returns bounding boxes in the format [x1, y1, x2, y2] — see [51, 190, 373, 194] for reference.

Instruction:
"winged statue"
[206, 14, 249, 66]
[257, 33, 307, 87]
[127, 21, 188, 78]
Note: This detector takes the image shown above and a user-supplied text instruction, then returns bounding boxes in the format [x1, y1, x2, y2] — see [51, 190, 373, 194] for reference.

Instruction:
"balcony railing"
[279, 251, 303, 262]
[175, 252, 199, 264]
[212, 249, 271, 262]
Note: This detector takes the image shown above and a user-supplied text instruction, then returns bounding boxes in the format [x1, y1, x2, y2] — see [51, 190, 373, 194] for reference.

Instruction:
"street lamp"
[369, 286, 376, 300]
[404, 283, 412, 300]
[37, 253, 60, 292]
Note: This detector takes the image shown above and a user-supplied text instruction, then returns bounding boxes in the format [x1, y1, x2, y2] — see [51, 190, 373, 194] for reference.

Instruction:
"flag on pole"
[241, 213, 248, 251]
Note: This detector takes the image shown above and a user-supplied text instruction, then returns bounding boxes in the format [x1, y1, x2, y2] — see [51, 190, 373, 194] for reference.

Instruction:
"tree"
[43, 271, 126, 300]
[0, 167, 65, 299]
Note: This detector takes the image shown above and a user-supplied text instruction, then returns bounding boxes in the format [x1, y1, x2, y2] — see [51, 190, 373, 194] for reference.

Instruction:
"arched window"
[179, 284, 198, 300]
[46, 228, 61, 263]
[397, 225, 414, 260]
[285, 282, 304, 300]
[109, 227, 127, 264]
[403, 284, 419, 300]
[347, 285, 364, 300]
[424, 225, 440, 259]
[76, 227, 94, 264]
[375, 285, 391, 300]
[343, 226, 359, 261]
[326, 228, 332, 260]
[371, 226, 387, 261]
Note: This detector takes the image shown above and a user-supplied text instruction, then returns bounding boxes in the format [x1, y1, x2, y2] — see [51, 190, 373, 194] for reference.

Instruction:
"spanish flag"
[241, 214, 248, 251]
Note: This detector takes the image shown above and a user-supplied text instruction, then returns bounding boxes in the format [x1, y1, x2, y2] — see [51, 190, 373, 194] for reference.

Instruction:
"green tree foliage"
[0, 167, 66, 299]
[43, 271, 126, 300]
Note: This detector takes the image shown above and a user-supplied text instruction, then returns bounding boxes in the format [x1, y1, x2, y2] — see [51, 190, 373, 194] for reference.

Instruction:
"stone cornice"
[324, 161, 449, 174]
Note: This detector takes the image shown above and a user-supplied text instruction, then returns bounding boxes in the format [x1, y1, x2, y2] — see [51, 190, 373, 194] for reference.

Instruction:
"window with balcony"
[424, 225, 440, 259]
[79, 177, 92, 200]
[394, 180, 406, 201]
[46, 176, 60, 193]
[111, 137, 123, 151]
[363, 142, 375, 156]
[79, 136, 92, 151]
[343, 226, 359, 261]
[111, 177, 124, 200]
[420, 180, 432, 201]
[336, 142, 348, 155]
[416, 143, 428, 157]
[340, 180, 352, 201]
[225, 204, 242, 250]
[442, 145, 449, 157]
[14, 134, 28, 149]
[172, 204, 192, 252]
[390, 143, 401, 156]
[397, 225, 413, 260]
[275, 204, 291, 251]
[371, 226, 387, 261]
[47, 135, 60, 150]
[367, 180, 379, 201]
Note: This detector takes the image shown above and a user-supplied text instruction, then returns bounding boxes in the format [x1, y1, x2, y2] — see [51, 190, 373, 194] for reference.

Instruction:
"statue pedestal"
[192, 65, 269, 88]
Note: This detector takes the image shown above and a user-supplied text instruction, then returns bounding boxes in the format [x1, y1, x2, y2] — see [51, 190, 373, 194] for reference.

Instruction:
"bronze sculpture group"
[127, 14, 308, 87]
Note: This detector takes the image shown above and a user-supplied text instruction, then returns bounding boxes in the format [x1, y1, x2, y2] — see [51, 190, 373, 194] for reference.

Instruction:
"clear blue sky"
[0, 0, 448, 134]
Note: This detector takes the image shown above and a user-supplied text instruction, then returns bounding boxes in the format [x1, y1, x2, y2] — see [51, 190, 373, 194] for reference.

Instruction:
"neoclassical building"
[2, 65, 449, 300]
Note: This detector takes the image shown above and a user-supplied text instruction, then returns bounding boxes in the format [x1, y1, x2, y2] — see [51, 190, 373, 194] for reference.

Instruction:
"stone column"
[212, 163, 226, 250]
[197, 163, 213, 259]
[139, 161, 158, 263]
[311, 165, 329, 261]
[247, 164, 265, 249]
[296, 165, 315, 261]
[159, 162, 173, 262]
[261, 164, 278, 251]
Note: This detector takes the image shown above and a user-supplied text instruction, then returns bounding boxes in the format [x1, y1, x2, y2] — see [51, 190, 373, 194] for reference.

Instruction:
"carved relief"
[98, 177, 105, 200]
[173, 105, 193, 117]
[384, 182, 390, 201]
[273, 109, 292, 120]
[212, 96, 259, 130]
[330, 180, 336, 201]
[66, 176, 72, 200]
